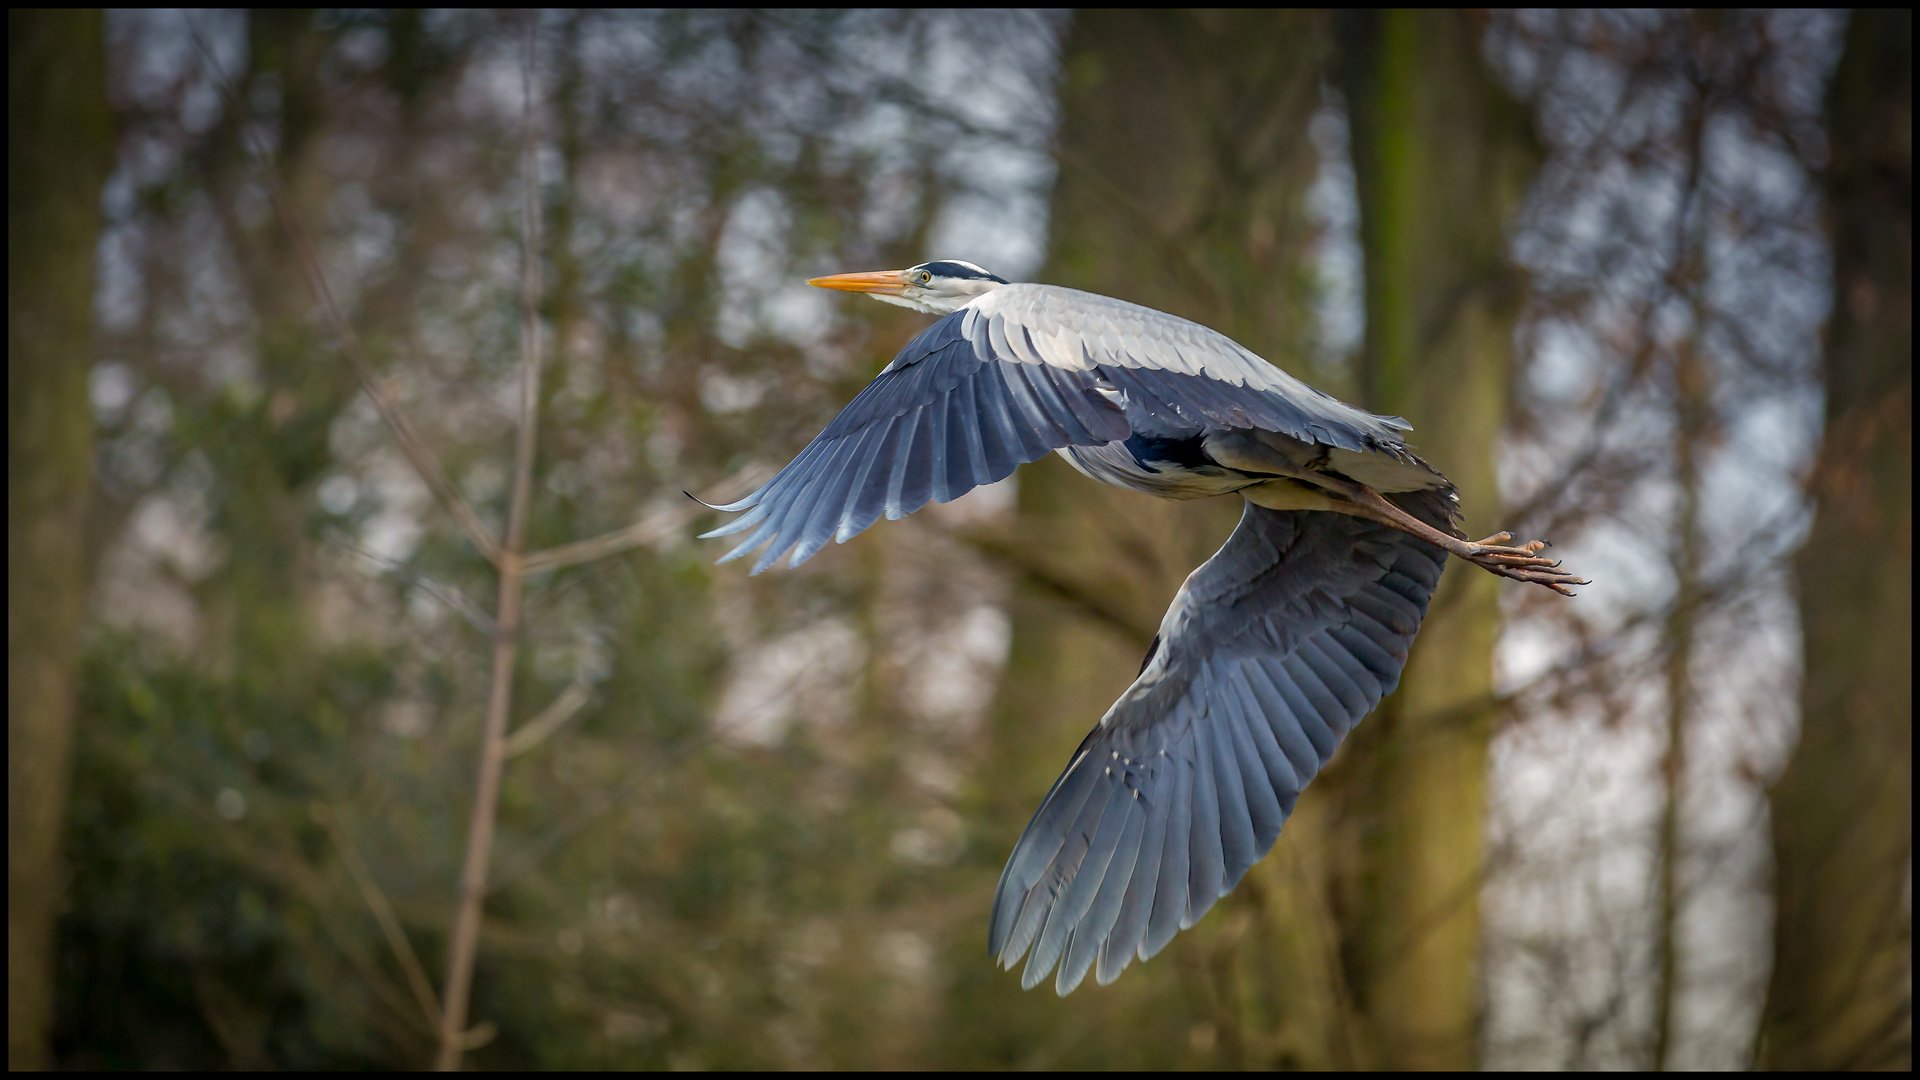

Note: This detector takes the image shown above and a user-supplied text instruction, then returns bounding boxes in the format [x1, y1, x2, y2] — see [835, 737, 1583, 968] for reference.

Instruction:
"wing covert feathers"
[966, 284, 1414, 452]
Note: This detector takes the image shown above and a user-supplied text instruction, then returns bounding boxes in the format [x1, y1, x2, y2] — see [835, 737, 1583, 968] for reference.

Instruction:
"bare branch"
[435, 18, 543, 1070]
[486, 642, 848, 895]
[276, 207, 503, 565]
[310, 803, 442, 1034]
[521, 465, 772, 574]
[502, 679, 592, 759]
[486, 706, 769, 895]
[181, 17, 502, 566]
[506, 53, 547, 560]
[522, 503, 695, 575]
[321, 528, 496, 636]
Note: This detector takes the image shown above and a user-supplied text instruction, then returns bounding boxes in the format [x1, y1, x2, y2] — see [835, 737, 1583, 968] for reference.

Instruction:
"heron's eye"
[916, 270, 933, 286]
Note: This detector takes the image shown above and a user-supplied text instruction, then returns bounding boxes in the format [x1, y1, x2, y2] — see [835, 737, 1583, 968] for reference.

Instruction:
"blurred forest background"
[9, 8, 1908, 1070]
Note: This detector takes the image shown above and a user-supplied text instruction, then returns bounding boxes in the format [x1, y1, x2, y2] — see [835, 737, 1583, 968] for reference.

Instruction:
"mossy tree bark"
[203, 10, 348, 688]
[950, 10, 1365, 1069]
[1335, 9, 1538, 1069]
[1758, 10, 1912, 1071]
[8, 9, 113, 1070]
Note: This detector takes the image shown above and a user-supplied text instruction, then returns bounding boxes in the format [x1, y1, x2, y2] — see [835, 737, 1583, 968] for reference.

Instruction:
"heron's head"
[807, 259, 1008, 316]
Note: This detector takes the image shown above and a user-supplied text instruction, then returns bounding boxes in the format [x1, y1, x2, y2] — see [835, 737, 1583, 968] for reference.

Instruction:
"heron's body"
[699, 262, 1581, 994]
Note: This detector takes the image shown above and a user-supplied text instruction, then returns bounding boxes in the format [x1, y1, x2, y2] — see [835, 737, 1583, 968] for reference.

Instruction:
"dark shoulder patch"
[1124, 433, 1212, 473]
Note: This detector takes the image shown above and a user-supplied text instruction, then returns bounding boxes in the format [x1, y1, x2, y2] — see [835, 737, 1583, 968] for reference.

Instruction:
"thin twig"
[435, 17, 544, 1072]
[522, 503, 694, 574]
[181, 17, 502, 566]
[321, 528, 496, 635]
[521, 465, 772, 573]
[311, 803, 443, 1034]
[1653, 104, 1711, 1073]
[502, 679, 592, 759]
[486, 647, 835, 895]
[485, 708, 763, 894]
[274, 203, 503, 565]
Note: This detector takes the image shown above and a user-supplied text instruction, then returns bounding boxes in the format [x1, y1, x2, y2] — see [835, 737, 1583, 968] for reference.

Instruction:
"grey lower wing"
[700, 312, 1128, 573]
[987, 502, 1446, 994]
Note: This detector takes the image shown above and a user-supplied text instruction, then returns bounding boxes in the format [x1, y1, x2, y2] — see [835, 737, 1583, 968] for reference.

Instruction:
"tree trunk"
[952, 10, 1349, 1069]
[7, 9, 113, 1070]
[1759, 10, 1912, 1071]
[207, 9, 343, 685]
[1336, 9, 1538, 1069]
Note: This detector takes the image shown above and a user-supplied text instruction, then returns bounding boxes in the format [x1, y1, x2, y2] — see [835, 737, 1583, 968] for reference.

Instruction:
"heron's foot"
[1336, 482, 1590, 597]
[1459, 532, 1589, 596]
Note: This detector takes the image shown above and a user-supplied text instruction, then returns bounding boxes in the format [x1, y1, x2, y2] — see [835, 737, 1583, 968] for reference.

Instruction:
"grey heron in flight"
[697, 259, 1584, 995]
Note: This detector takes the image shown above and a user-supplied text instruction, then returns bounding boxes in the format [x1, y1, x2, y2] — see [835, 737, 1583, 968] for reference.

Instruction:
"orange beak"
[805, 269, 911, 296]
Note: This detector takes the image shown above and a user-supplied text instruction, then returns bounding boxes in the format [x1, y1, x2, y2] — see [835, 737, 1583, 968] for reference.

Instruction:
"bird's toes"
[1478, 552, 1559, 569]
[1488, 558, 1588, 594]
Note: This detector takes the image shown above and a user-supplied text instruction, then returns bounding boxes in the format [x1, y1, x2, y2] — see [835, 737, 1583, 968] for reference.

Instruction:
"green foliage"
[60, 634, 398, 1068]
[56, 10, 1071, 1068]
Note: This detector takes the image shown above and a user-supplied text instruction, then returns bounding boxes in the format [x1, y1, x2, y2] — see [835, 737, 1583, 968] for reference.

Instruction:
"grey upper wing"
[987, 501, 1447, 994]
[701, 282, 1427, 573]
[967, 284, 1417, 452]
[699, 310, 1129, 572]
